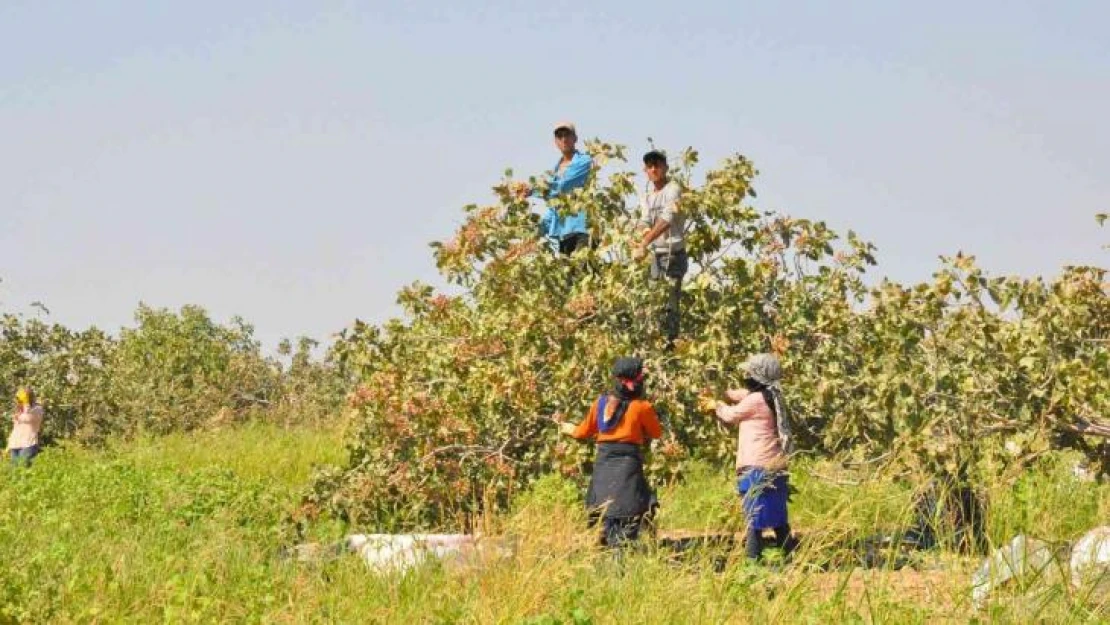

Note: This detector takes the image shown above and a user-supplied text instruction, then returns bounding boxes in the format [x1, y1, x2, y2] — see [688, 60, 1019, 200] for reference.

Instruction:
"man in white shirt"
[633, 150, 687, 346]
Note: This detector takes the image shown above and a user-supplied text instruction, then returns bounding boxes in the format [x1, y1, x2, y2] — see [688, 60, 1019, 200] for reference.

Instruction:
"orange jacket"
[571, 396, 662, 445]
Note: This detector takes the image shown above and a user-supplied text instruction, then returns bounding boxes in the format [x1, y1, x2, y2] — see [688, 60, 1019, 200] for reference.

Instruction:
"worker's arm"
[14, 407, 40, 425]
[641, 404, 663, 440]
[639, 219, 671, 248]
[561, 402, 598, 440]
[714, 393, 759, 426]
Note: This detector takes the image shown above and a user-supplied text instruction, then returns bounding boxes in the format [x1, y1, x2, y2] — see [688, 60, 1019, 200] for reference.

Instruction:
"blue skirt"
[736, 468, 789, 530]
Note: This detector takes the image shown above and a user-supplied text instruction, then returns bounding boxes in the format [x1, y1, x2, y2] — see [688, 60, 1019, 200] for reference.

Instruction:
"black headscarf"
[598, 357, 645, 433]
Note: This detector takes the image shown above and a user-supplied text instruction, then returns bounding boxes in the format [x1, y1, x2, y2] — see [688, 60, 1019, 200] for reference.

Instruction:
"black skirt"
[586, 442, 653, 519]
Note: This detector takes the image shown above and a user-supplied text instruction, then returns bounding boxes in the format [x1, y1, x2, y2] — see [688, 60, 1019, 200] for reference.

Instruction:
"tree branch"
[1062, 416, 1110, 438]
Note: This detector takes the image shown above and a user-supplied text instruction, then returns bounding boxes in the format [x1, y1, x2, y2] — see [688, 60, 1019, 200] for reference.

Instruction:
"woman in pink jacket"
[7, 387, 44, 468]
[706, 354, 795, 562]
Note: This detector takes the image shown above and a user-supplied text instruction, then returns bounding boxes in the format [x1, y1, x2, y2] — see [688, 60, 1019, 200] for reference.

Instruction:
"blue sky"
[2, 1, 1107, 348]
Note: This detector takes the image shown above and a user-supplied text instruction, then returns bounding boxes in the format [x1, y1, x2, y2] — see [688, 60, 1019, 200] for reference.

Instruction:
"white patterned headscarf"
[743, 353, 794, 455]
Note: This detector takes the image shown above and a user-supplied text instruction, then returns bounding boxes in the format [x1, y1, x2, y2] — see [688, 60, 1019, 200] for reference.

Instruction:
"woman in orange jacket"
[560, 357, 663, 547]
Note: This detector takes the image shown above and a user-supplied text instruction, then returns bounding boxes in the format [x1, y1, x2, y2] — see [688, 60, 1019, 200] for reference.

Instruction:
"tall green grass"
[1, 426, 1106, 623]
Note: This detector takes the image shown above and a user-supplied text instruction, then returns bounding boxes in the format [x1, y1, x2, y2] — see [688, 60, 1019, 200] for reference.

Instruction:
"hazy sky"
[2, 1, 1107, 349]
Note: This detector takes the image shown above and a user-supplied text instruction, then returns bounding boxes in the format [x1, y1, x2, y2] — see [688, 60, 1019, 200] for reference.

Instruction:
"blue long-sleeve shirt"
[537, 151, 593, 244]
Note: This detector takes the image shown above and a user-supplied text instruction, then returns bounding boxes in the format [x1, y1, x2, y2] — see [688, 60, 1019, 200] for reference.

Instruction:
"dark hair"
[643, 150, 667, 166]
[599, 357, 646, 433]
[612, 357, 646, 400]
[612, 357, 643, 380]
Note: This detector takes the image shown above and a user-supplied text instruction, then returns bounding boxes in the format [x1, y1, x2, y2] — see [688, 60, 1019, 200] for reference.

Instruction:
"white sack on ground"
[1070, 526, 1110, 602]
[345, 534, 509, 574]
[971, 535, 1056, 607]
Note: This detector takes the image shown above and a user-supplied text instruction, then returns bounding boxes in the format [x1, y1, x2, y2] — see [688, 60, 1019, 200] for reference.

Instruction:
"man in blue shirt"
[516, 121, 594, 254]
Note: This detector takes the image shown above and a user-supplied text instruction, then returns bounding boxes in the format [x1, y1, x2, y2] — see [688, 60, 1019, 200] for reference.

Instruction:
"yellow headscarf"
[15, 388, 31, 408]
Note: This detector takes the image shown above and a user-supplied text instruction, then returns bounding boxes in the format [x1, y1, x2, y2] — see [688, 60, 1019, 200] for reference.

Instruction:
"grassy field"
[1, 424, 1107, 623]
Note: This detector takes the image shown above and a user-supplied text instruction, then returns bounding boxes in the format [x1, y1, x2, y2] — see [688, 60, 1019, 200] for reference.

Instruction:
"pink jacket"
[7, 406, 44, 450]
[715, 390, 784, 470]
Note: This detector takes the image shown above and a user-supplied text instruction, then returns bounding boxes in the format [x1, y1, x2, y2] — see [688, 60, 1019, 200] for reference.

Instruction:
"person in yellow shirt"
[560, 357, 663, 547]
[7, 387, 44, 468]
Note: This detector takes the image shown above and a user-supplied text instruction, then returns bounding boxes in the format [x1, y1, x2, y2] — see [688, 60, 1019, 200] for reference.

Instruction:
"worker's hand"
[631, 244, 648, 262]
[696, 394, 720, 414]
[559, 422, 577, 437]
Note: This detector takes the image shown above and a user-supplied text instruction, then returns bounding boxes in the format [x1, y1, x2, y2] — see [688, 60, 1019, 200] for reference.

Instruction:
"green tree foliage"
[1, 304, 341, 443]
[315, 142, 1109, 531]
[274, 336, 348, 427]
[108, 304, 278, 435]
[0, 314, 114, 442]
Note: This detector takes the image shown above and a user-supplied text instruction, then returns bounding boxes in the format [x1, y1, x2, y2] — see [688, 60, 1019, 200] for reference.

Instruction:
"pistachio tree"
[313, 143, 1109, 531]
